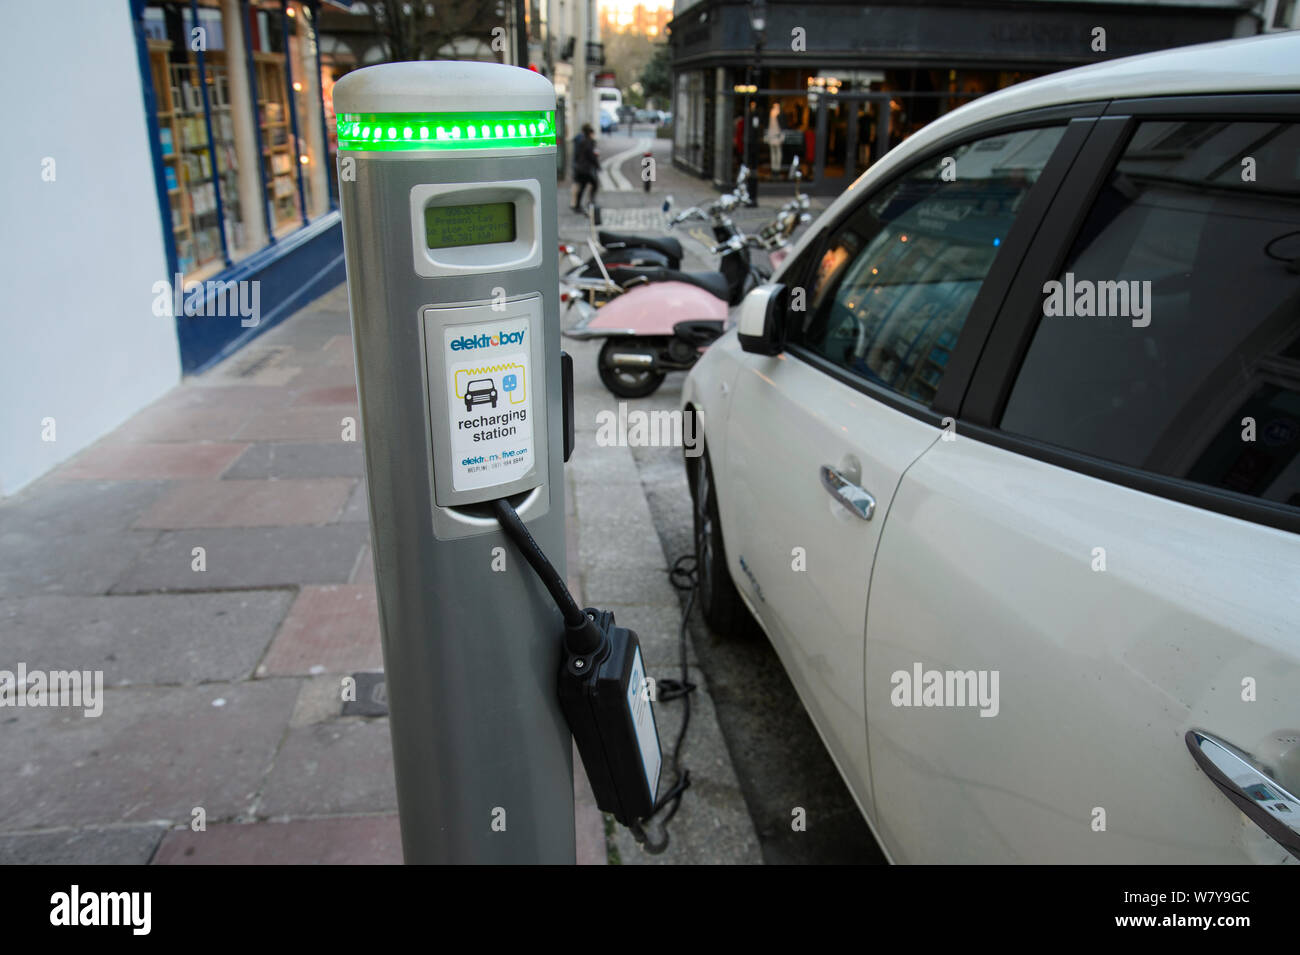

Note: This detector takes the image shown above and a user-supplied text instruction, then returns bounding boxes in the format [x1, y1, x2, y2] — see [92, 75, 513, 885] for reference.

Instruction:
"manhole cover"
[342, 671, 387, 717]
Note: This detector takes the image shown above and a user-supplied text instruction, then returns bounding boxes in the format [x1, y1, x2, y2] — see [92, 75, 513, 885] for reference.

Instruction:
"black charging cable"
[492, 496, 697, 854]
[491, 497, 604, 657]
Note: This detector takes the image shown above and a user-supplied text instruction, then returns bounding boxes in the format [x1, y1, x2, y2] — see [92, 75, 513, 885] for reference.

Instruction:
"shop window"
[287, 2, 330, 218]
[145, 2, 261, 274]
[202, 61, 246, 252]
[249, 6, 299, 232]
[254, 53, 298, 230]
[146, 4, 229, 277]
[144, 1, 329, 279]
[171, 50, 223, 271]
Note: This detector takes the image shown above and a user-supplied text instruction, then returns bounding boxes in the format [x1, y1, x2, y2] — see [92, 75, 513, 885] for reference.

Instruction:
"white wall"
[0, 0, 180, 496]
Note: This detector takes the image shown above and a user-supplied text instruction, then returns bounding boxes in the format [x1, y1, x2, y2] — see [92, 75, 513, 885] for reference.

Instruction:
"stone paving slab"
[107, 403, 261, 444]
[134, 478, 353, 529]
[0, 529, 159, 598]
[567, 437, 645, 486]
[0, 479, 167, 535]
[257, 719, 397, 818]
[572, 481, 672, 572]
[283, 364, 359, 392]
[0, 591, 294, 685]
[151, 815, 401, 864]
[234, 407, 361, 443]
[145, 383, 295, 411]
[222, 442, 364, 480]
[290, 673, 358, 728]
[578, 562, 682, 608]
[258, 323, 353, 357]
[112, 524, 368, 593]
[0, 825, 167, 865]
[0, 680, 299, 831]
[292, 385, 358, 407]
[259, 584, 382, 677]
[56, 442, 248, 481]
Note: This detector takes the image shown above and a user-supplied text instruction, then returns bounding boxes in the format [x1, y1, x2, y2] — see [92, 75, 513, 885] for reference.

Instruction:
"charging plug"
[489, 496, 664, 830]
[559, 608, 662, 827]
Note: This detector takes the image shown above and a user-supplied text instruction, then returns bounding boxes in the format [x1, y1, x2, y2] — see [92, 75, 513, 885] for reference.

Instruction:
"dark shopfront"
[668, 0, 1256, 193]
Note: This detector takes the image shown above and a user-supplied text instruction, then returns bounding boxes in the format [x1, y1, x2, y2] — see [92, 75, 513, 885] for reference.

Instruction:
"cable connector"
[557, 607, 661, 827]
[491, 497, 663, 828]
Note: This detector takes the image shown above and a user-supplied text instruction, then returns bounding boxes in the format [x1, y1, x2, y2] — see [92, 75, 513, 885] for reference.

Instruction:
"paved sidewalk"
[0, 282, 405, 864]
[0, 143, 781, 864]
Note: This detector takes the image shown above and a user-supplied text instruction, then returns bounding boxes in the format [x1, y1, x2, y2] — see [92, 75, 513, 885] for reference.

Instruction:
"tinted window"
[790, 127, 1065, 405]
[1001, 120, 1300, 509]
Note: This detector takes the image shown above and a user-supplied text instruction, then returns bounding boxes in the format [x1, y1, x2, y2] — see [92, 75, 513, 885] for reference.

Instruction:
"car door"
[865, 103, 1300, 863]
[722, 123, 1076, 821]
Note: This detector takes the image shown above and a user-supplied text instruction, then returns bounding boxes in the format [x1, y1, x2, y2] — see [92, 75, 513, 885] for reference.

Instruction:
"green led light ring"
[337, 110, 556, 151]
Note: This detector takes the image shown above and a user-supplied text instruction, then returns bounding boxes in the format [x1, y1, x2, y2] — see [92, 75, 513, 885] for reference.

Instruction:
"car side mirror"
[737, 283, 787, 356]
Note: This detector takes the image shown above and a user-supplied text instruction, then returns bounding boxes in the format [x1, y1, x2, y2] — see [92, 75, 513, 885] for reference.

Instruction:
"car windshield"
[468, 380, 492, 390]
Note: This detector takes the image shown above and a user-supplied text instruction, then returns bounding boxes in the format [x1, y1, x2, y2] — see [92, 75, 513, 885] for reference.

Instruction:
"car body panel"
[723, 346, 941, 820]
[865, 436, 1300, 863]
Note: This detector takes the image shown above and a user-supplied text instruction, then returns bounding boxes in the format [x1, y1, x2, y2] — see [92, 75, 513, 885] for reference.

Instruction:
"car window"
[791, 126, 1066, 406]
[1000, 120, 1300, 510]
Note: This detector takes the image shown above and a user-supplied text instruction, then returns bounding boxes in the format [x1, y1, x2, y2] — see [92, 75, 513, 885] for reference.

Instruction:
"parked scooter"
[564, 160, 811, 398]
[560, 224, 683, 274]
[559, 166, 753, 283]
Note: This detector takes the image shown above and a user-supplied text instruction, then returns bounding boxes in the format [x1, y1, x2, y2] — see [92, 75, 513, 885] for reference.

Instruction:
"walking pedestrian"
[571, 123, 600, 213]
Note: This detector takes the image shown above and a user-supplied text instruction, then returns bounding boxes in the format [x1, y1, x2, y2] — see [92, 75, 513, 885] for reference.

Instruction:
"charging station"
[338, 61, 666, 864]
[335, 61, 575, 863]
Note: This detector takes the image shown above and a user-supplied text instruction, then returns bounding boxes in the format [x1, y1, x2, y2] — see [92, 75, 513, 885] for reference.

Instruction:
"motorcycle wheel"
[597, 338, 666, 398]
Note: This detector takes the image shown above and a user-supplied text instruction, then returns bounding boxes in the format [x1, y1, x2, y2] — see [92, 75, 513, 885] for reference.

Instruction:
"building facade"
[667, 0, 1285, 193]
[1, 0, 571, 496]
[545, 0, 603, 149]
[2, 0, 340, 496]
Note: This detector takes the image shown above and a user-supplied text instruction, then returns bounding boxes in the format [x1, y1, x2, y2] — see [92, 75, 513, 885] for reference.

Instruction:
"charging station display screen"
[425, 202, 516, 250]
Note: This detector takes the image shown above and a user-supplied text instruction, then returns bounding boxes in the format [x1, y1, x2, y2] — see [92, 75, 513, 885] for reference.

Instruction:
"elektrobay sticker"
[444, 316, 534, 492]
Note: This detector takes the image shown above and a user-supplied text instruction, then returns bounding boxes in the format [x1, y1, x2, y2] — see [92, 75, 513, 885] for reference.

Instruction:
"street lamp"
[741, 0, 767, 205]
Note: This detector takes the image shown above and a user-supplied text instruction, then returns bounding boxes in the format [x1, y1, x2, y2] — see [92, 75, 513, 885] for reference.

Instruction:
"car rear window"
[1000, 119, 1300, 511]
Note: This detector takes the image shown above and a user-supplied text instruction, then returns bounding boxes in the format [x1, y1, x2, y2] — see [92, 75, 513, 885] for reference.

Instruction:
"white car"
[682, 32, 1300, 864]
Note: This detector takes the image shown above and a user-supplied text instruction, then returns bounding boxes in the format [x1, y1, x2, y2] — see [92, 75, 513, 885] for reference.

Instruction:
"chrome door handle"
[820, 465, 875, 520]
[1186, 729, 1300, 860]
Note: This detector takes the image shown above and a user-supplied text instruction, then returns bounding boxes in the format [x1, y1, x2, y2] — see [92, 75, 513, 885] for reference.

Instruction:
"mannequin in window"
[764, 103, 783, 175]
